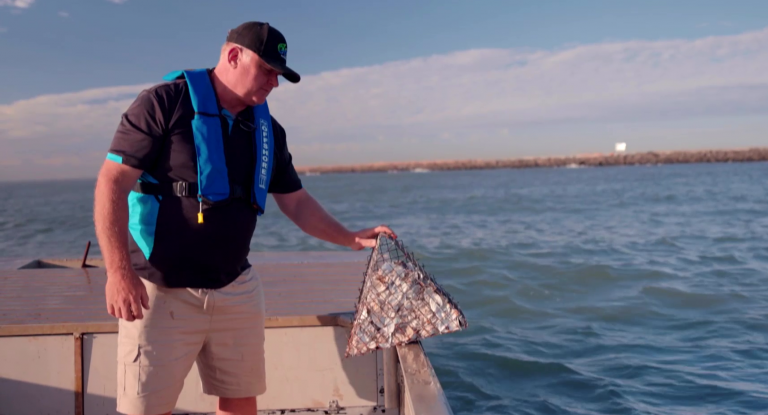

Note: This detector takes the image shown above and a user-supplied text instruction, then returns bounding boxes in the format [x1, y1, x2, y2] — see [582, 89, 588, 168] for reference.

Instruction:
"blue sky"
[1, 0, 768, 180]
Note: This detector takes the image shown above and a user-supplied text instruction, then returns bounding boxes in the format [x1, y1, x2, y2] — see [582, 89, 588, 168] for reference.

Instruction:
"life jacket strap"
[132, 181, 250, 200]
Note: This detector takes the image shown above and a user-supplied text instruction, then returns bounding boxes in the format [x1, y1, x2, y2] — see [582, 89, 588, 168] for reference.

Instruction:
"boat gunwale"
[0, 313, 353, 337]
[397, 342, 454, 415]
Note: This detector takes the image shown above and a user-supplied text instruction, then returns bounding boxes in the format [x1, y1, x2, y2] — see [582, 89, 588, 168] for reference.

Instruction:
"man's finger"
[115, 307, 123, 320]
[121, 304, 134, 322]
[355, 237, 377, 248]
[374, 225, 396, 237]
[130, 299, 143, 320]
[108, 303, 115, 317]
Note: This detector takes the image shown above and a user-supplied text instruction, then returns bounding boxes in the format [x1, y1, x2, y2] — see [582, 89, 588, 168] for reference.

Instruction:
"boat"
[0, 251, 454, 414]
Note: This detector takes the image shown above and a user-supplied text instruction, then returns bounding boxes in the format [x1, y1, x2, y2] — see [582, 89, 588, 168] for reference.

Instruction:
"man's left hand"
[349, 225, 397, 250]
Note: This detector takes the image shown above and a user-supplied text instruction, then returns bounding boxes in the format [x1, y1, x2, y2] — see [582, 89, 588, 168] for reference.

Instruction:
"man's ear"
[227, 46, 240, 69]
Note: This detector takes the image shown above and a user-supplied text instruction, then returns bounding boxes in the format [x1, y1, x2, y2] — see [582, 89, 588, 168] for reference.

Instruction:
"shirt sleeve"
[268, 118, 303, 194]
[106, 88, 166, 172]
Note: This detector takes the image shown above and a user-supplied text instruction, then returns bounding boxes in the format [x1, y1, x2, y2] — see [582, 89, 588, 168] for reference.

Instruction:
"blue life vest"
[110, 68, 275, 260]
[147, 68, 274, 216]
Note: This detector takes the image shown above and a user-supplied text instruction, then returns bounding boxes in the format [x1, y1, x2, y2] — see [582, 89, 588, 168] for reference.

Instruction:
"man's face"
[235, 48, 280, 106]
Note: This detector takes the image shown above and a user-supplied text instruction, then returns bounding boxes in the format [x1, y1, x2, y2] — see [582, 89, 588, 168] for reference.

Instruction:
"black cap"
[226, 21, 300, 83]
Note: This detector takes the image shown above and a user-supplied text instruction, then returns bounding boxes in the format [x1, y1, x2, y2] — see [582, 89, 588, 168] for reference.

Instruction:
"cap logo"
[277, 43, 287, 59]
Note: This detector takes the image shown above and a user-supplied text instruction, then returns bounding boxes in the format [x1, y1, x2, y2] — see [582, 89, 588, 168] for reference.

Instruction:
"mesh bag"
[345, 234, 468, 357]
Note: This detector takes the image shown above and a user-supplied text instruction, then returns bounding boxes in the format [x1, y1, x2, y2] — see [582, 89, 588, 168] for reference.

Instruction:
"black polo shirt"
[107, 73, 302, 289]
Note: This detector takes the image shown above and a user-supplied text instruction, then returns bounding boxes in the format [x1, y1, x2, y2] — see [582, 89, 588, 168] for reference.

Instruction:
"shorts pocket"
[122, 344, 163, 396]
[121, 345, 141, 395]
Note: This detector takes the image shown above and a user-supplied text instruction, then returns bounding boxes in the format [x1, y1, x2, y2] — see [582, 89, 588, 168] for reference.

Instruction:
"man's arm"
[93, 160, 150, 321]
[272, 189, 396, 250]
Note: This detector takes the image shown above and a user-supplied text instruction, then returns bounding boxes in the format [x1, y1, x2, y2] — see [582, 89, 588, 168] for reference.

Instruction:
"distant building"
[615, 142, 627, 153]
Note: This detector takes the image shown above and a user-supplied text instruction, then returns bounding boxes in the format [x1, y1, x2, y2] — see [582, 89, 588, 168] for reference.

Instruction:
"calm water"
[2, 162, 768, 414]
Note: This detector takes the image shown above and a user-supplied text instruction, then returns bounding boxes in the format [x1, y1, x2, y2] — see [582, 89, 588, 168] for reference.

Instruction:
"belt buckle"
[174, 182, 188, 197]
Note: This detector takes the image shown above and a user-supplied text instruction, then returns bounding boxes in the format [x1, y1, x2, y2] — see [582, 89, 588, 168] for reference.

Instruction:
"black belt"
[132, 181, 249, 200]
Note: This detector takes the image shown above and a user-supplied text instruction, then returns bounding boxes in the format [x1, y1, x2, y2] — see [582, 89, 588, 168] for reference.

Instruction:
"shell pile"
[345, 234, 468, 357]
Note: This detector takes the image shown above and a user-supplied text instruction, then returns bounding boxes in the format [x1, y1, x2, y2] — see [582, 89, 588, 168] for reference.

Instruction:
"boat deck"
[0, 251, 368, 336]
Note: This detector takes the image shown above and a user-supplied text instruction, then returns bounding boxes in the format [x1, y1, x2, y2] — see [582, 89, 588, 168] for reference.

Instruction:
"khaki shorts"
[116, 268, 266, 415]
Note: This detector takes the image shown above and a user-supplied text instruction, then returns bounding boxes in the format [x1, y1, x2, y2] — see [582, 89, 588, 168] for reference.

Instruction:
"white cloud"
[267, 26, 768, 163]
[0, 85, 152, 180]
[0, 0, 34, 8]
[58, 11, 69, 18]
[2, 27, 768, 180]
[106, 0, 129, 4]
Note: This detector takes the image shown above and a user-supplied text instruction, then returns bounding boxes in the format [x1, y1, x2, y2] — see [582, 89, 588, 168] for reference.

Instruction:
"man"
[93, 21, 396, 415]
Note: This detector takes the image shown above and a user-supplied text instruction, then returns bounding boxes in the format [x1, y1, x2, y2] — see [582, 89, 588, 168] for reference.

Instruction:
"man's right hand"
[95, 160, 149, 322]
[106, 271, 150, 322]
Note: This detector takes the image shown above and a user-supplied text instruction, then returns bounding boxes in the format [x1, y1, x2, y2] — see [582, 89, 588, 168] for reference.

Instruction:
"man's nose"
[271, 73, 279, 88]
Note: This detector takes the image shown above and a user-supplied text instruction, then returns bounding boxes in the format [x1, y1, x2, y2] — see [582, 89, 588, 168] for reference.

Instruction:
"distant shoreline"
[295, 148, 768, 175]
